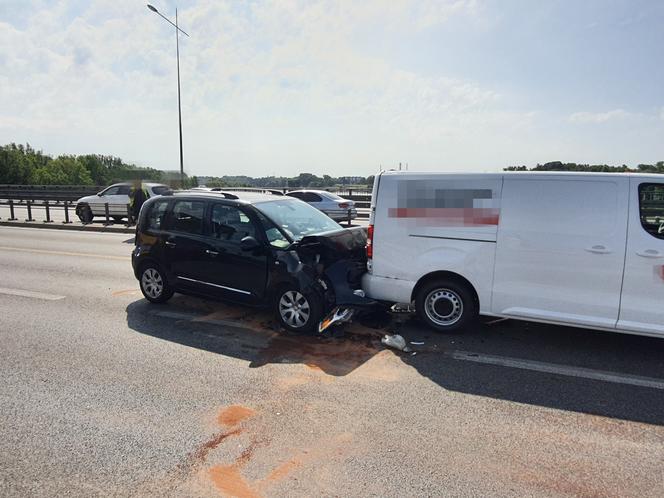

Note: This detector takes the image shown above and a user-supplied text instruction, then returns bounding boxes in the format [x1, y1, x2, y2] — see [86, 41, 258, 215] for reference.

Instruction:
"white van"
[362, 171, 664, 337]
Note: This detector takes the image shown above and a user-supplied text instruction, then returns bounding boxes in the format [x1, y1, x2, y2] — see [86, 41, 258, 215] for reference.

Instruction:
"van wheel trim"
[279, 290, 311, 328]
[141, 268, 164, 299]
[424, 289, 463, 327]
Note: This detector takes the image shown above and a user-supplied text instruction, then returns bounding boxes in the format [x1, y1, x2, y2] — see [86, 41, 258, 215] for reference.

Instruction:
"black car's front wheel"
[274, 286, 323, 333]
[139, 263, 174, 303]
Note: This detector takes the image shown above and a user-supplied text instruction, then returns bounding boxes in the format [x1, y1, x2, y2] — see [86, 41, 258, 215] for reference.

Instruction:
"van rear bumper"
[361, 273, 414, 304]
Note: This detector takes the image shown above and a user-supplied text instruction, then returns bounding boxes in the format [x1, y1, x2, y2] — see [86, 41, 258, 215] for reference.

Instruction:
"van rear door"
[617, 179, 664, 335]
[492, 176, 629, 328]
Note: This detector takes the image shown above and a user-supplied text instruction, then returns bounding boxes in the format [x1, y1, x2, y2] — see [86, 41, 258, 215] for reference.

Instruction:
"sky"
[0, 0, 663, 178]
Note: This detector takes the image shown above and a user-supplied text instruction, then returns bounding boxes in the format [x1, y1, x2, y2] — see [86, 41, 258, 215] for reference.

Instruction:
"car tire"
[139, 263, 174, 304]
[274, 285, 323, 334]
[415, 279, 477, 333]
[77, 204, 93, 223]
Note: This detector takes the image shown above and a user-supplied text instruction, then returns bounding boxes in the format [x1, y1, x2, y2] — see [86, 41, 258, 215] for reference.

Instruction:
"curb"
[0, 220, 135, 234]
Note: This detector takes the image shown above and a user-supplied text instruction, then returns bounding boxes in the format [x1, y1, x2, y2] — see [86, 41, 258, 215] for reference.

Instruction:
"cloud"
[568, 109, 631, 124]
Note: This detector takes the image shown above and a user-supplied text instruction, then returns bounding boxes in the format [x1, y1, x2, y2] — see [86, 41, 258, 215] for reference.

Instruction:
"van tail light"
[338, 202, 349, 209]
[366, 224, 374, 259]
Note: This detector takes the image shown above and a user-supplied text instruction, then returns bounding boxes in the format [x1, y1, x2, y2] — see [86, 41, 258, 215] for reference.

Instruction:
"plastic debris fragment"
[381, 334, 411, 352]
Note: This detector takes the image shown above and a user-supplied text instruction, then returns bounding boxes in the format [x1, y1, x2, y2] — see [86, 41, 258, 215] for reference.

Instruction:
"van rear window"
[639, 183, 664, 240]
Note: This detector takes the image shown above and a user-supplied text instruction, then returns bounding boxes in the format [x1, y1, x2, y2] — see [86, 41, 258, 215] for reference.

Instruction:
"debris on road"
[381, 334, 411, 352]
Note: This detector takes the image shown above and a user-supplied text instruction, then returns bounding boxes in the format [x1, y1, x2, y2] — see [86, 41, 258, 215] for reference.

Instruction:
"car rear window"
[639, 183, 664, 240]
[152, 186, 170, 195]
[146, 200, 169, 231]
[169, 200, 205, 235]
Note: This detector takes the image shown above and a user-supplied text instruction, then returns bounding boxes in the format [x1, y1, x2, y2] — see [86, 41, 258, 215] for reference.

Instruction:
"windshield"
[254, 198, 341, 241]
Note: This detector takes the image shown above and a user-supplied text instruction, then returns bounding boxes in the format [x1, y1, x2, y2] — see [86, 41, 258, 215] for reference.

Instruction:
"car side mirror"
[240, 236, 260, 251]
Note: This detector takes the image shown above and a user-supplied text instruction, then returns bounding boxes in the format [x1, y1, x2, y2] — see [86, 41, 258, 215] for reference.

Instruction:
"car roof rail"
[218, 187, 285, 196]
[216, 191, 240, 199]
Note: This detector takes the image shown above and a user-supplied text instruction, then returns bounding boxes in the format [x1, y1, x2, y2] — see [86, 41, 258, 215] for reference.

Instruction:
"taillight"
[366, 224, 374, 258]
[338, 202, 349, 209]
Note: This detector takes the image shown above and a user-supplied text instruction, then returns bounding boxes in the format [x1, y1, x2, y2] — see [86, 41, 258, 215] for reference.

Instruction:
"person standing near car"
[129, 180, 149, 224]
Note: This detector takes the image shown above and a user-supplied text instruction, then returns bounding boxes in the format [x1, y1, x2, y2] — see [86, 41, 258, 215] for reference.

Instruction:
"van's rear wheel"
[415, 279, 477, 332]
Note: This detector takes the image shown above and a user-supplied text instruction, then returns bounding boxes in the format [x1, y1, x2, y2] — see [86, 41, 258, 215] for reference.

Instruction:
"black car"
[131, 189, 371, 332]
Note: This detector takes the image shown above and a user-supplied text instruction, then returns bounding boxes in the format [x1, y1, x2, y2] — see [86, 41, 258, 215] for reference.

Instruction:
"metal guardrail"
[0, 200, 133, 226]
[0, 185, 372, 207]
[0, 185, 103, 202]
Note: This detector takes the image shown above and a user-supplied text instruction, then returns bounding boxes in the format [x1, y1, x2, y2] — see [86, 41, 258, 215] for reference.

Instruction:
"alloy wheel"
[279, 290, 311, 328]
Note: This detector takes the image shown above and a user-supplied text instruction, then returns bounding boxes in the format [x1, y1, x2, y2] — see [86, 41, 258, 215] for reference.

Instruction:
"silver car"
[286, 189, 357, 222]
[75, 182, 170, 223]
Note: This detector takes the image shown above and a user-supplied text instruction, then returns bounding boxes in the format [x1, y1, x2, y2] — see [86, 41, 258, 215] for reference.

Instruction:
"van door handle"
[164, 241, 176, 248]
[636, 249, 663, 258]
[585, 245, 611, 254]
[205, 249, 219, 257]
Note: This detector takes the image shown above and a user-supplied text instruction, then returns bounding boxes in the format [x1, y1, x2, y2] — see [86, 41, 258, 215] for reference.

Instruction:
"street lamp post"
[147, 4, 189, 187]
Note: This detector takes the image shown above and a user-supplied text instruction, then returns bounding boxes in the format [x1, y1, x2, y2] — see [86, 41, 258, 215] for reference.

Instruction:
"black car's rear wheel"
[274, 286, 323, 333]
[139, 263, 174, 303]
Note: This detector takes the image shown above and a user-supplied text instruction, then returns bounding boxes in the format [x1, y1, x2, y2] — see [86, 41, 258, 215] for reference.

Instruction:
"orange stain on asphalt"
[208, 464, 260, 498]
[111, 288, 139, 296]
[218, 405, 256, 427]
[264, 458, 301, 483]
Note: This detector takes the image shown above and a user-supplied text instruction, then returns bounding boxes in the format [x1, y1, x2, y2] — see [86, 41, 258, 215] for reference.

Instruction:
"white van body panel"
[617, 177, 664, 334]
[491, 176, 629, 329]
[363, 171, 664, 339]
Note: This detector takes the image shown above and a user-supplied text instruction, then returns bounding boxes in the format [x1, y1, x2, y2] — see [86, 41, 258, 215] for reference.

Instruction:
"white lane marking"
[447, 350, 664, 391]
[0, 287, 66, 301]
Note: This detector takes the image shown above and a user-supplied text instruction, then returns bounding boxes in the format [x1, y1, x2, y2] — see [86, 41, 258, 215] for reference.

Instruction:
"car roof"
[170, 190, 295, 205]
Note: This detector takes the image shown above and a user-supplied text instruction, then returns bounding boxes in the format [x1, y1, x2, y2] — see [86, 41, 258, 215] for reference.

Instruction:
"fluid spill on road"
[209, 463, 260, 498]
[218, 405, 256, 427]
[112, 288, 140, 296]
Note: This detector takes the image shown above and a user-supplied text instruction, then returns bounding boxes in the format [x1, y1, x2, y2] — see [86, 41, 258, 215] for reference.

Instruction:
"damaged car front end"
[274, 226, 376, 333]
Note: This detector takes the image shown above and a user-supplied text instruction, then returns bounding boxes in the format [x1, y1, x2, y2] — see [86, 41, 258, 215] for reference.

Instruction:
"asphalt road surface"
[1, 226, 663, 497]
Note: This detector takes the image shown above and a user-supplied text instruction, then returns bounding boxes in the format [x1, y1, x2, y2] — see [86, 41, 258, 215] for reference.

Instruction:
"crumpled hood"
[295, 227, 367, 264]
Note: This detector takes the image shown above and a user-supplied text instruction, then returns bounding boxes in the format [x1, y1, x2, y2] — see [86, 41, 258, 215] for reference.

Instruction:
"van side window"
[169, 200, 205, 235]
[639, 183, 664, 240]
[211, 204, 256, 242]
[146, 200, 169, 231]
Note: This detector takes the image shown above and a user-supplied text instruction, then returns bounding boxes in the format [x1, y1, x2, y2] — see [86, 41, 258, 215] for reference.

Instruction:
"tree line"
[0, 143, 190, 186]
[504, 161, 664, 173]
[0, 143, 374, 188]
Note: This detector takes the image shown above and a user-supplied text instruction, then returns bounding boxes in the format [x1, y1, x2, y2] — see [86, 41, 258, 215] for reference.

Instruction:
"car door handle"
[636, 249, 664, 258]
[585, 245, 611, 254]
[164, 241, 176, 248]
[205, 249, 219, 257]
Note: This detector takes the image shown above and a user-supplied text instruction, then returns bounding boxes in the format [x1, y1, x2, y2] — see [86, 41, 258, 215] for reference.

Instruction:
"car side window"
[308, 193, 322, 202]
[146, 200, 169, 231]
[102, 186, 119, 196]
[639, 183, 664, 240]
[211, 204, 256, 242]
[254, 211, 290, 248]
[286, 192, 304, 200]
[169, 200, 205, 235]
[117, 185, 131, 195]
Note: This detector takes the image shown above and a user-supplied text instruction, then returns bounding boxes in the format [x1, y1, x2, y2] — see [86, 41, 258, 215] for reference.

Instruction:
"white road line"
[0, 246, 128, 261]
[447, 350, 664, 390]
[0, 287, 66, 301]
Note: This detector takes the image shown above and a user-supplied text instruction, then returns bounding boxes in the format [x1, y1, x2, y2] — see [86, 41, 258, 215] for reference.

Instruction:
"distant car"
[75, 182, 170, 223]
[286, 190, 357, 222]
